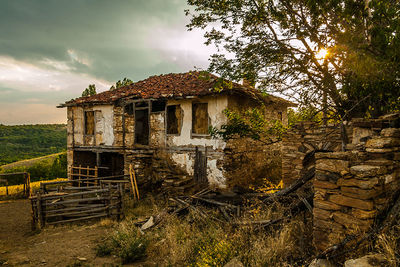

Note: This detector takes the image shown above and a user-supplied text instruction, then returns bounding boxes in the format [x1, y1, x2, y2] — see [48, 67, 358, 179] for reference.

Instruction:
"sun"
[316, 48, 328, 60]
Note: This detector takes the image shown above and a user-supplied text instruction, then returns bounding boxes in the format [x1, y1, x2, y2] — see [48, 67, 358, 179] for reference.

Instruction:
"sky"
[0, 0, 215, 125]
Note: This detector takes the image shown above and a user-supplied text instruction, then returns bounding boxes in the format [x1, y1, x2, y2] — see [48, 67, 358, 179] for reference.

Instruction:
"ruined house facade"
[59, 72, 294, 189]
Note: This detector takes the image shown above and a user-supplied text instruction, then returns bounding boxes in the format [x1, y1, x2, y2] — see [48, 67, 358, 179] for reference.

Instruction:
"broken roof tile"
[59, 71, 296, 107]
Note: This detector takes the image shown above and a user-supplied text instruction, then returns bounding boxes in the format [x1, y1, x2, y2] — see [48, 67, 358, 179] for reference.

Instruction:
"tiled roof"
[59, 71, 296, 107]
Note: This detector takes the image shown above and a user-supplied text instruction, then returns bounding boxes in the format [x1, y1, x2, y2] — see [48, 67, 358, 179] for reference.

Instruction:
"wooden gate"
[30, 179, 123, 228]
[194, 146, 208, 184]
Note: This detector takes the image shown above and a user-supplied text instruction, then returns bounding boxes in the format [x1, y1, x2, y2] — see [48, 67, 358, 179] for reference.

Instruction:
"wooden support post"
[78, 165, 82, 187]
[23, 174, 26, 196]
[5, 181, 8, 196]
[37, 194, 44, 228]
[94, 166, 98, 186]
[132, 166, 140, 200]
[86, 166, 90, 187]
[129, 164, 137, 200]
[27, 173, 31, 197]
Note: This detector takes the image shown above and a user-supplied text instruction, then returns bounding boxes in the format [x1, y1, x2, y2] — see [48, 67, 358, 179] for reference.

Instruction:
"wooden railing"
[0, 172, 31, 197]
[31, 179, 124, 229]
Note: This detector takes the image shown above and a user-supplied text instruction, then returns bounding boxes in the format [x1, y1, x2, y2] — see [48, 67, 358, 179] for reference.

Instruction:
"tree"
[82, 84, 97, 97]
[186, 0, 400, 119]
[110, 77, 133, 90]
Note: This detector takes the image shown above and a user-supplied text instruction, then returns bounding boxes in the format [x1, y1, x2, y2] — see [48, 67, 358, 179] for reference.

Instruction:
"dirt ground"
[0, 199, 121, 266]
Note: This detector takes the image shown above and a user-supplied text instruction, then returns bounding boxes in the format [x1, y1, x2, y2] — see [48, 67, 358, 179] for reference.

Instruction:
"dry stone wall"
[282, 122, 346, 187]
[312, 114, 400, 252]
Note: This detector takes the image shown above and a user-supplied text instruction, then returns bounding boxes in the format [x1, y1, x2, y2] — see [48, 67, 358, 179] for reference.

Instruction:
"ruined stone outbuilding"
[282, 113, 400, 252]
[58, 71, 295, 191]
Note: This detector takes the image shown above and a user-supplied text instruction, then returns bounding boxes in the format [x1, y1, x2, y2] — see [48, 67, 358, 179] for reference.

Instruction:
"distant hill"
[0, 152, 65, 171]
[0, 124, 67, 165]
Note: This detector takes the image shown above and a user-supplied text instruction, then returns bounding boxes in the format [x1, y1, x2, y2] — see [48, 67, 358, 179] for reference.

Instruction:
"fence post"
[37, 194, 44, 228]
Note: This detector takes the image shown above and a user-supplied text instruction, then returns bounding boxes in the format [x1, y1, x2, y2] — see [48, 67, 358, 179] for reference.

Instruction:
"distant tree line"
[0, 124, 67, 165]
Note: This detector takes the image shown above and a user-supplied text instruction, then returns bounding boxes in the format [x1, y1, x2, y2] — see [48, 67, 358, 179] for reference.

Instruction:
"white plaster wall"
[95, 105, 114, 146]
[171, 152, 226, 188]
[167, 95, 228, 150]
[73, 107, 84, 145]
[207, 159, 226, 188]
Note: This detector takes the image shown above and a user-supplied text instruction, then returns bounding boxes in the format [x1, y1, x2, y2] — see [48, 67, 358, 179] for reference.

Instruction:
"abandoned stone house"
[58, 71, 295, 190]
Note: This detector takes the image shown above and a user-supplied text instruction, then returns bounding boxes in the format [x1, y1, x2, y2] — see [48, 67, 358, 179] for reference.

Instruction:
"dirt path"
[0, 199, 118, 266]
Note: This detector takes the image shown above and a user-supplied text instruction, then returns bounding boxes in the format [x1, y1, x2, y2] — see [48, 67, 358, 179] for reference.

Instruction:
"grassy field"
[0, 152, 65, 171]
[0, 178, 68, 196]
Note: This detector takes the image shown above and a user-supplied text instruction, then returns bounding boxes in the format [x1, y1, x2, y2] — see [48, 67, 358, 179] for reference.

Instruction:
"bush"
[95, 225, 149, 264]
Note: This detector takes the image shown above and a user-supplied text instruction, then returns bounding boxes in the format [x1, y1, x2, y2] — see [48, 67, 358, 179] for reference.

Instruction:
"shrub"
[95, 224, 148, 264]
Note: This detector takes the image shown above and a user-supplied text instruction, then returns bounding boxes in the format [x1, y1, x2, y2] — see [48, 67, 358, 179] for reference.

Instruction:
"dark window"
[278, 111, 283, 121]
[151, 100, 166, 112]
[135, 101, 148, 108]
[167, 105, 182, 135]
[124, 103, 134, 115]
[84, 111, 95, 135]
[135, 108, 149, 145]
[192, 103, 209, 134]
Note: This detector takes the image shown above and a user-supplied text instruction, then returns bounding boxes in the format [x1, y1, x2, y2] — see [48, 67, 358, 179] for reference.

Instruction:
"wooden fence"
[70, 165, 98, 186]
[0, 172, 31, 197]
[30, 179, 124, 229]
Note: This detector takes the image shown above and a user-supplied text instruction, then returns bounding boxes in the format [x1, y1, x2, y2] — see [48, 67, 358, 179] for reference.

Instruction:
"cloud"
[0, 103, 66, 125]
[67, 49, 92, 67]
[148, 25, 216, 70]
[0, 55, 110, 94]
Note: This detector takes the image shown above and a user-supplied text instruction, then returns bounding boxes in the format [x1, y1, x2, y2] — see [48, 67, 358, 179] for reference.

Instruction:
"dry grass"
[375, 225, 400, 266]
[96, 197, 314, 266]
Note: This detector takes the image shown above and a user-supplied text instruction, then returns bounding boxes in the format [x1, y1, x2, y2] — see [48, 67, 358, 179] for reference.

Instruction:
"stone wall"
[224, 137, 282, 189]
[282, 122, 347, 187]
[313, 114, 400, 252]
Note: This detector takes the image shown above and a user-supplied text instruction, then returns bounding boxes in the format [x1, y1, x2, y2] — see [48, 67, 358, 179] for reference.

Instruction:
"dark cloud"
[0, 0, 213, 124]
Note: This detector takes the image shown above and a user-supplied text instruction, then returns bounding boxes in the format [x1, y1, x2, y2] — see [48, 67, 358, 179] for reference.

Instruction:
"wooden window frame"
[191, 102, 210, 137]
[166, 104, 182, 136]
[84, 110, 95, 136]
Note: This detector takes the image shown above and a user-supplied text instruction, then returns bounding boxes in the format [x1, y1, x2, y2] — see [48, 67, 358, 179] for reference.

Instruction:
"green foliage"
[1, 153, 67, 185]
[186, 0, 400, 118]
[82, 84, 97, 97]
[210, 107, 286, 143]
[110, 78, 133, 90]
[0, 124, 67, 165]
[95, 227, 148, 264]
[287, 107, 322, 126]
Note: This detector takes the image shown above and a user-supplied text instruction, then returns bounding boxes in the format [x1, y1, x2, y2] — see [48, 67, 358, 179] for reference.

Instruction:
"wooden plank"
[40, 188, 109, 200]
[45, 204, 105, 214]
[46, 206, 109, 218]
[44, 196, 109, 206]
[47, 213, 108, 225]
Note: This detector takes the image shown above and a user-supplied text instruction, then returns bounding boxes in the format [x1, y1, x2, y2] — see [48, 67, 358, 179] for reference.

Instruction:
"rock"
[316, 159, 349, 173]
[314, 180, 339, 189]
[337, 178, 379, 190]
[314, 200, 342, 211]
[332, 212, 372, 231]
[350, 165, 387, 178]
[329, 194, 374, 210]
[313, 208, 332, 220]
[351, 209, 377, 219]
[365, 137, 400, 148]
[308, 258, 336, 267]
[344, 254, 387, 267]
[141, 216, 155, 231]
[341, 186, 380, 200]
[224, 258, 244, 267]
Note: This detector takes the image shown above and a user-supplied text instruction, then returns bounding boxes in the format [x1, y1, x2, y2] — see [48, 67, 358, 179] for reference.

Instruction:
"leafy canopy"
[82, 84, 97, 97]
[110, 78, 133, 90]
[186, 0, 400, 118]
